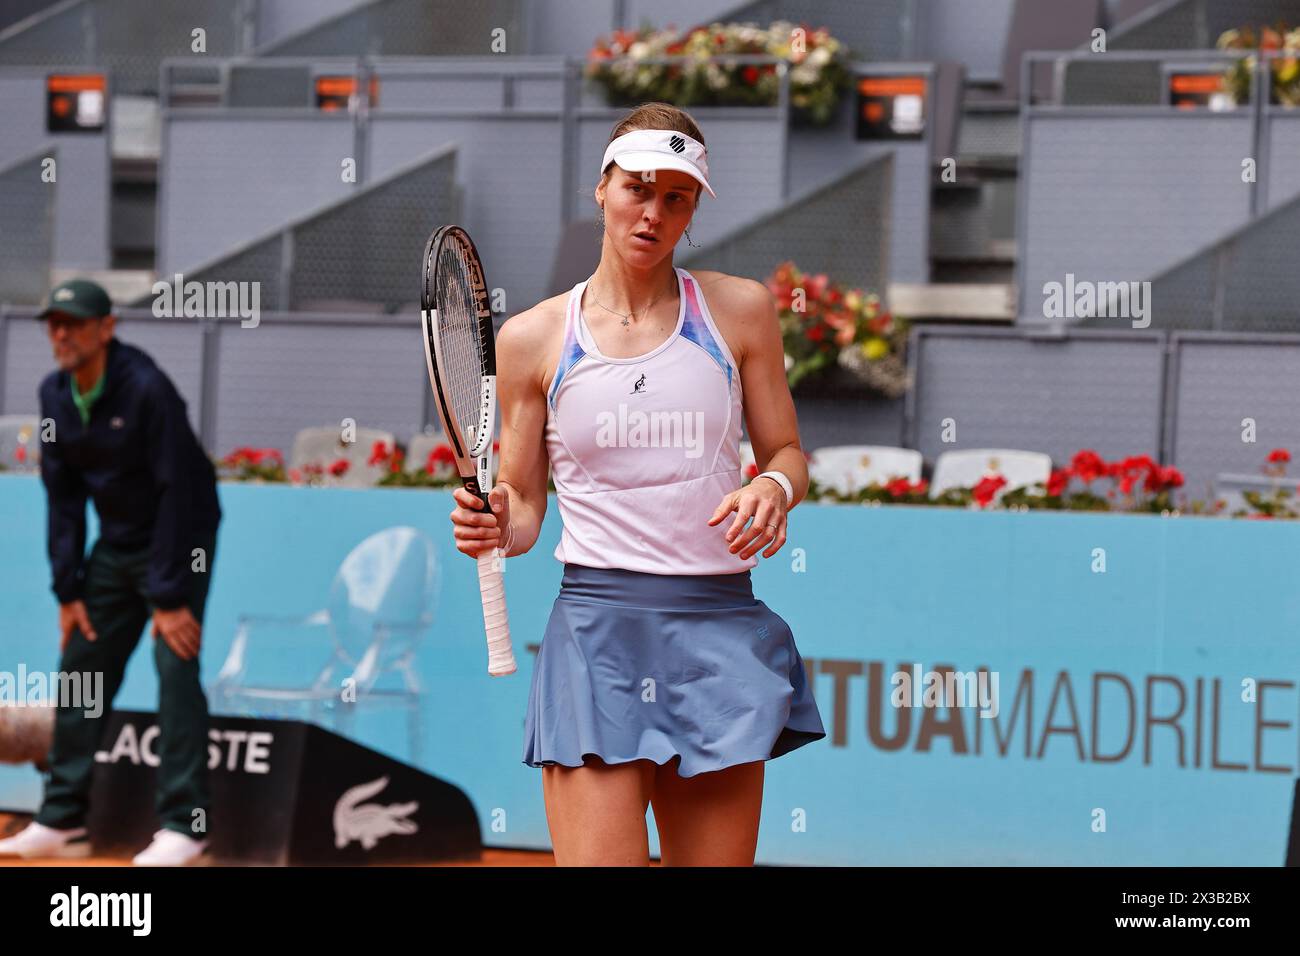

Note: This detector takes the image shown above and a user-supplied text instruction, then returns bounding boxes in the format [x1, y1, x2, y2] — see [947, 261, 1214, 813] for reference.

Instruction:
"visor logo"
[668, 135, 685, 153]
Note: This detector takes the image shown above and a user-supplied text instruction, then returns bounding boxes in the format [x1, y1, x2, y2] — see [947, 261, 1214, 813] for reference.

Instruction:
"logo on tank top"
[630, 373, 646, 394]
[594, 404, 705, 459]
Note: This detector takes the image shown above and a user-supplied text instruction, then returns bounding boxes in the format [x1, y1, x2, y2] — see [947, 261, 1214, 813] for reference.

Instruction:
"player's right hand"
[450, 484, 510, 559]
[59, 600, 97, 651]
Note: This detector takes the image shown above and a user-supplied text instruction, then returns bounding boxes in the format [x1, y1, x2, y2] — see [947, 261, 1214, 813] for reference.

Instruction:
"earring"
[596, 204, 604, 229]
[684, 225, 699, 248]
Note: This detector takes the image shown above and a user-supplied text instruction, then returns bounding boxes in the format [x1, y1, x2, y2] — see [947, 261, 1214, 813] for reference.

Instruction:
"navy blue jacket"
[39, 337, 221, 609]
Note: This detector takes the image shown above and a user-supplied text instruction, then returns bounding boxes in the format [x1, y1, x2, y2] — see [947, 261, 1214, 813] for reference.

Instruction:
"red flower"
[328, 458, 350, 477]
[223, 446, 281, 468]
[288, 468, 302, 482]
[744, 463, 759, 479]
[14, 445, 26, 464]
[971, 474, 1007, 508]
[1144, 464, 1184, 493]
[1267, 447, 1290, 463]
[1070, 449, 1107, 483]
[804, 273, 829, 301]
[805, 325, 825, 342]
[886, 477, 912, 497]
[367, 440, 391, 466]
[426, 443, 456, 473]
[742, 66, 759, 85]
[388, 448, 406, 474]
[1046, 467, 1071, 497]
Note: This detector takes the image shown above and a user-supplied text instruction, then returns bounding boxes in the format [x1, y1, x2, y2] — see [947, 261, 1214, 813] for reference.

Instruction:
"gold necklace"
[589, 275, 673, 330]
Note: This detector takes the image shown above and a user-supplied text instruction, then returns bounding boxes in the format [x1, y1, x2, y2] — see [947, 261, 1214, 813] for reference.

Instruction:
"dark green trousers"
[36, 529, 218, 838]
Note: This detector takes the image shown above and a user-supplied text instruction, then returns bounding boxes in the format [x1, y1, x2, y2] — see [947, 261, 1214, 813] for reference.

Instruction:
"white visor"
[600, 128, 716, 199]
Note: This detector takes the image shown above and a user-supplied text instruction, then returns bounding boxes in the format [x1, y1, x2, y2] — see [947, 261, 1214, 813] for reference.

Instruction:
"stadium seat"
[930, 448, 1052, 501]
[1212, 472, 1293, 517]
[809, 445, 924, 496]
[290, 425, 396, 487]
[405, 430, 450, 475]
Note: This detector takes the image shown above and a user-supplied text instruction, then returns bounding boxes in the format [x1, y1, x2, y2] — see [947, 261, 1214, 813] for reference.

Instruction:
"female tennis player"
[449, 102, 826, 866]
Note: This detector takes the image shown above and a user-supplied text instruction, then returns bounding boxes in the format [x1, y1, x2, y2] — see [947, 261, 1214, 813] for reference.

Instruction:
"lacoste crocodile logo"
[332, 775, 419, 850]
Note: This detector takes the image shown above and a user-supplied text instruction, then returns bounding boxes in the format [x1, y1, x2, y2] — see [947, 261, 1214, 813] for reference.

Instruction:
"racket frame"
[420, 224, 515, 676]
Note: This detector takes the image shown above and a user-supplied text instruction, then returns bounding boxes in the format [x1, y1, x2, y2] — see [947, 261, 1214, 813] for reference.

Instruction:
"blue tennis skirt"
[522, 562, 826, 778]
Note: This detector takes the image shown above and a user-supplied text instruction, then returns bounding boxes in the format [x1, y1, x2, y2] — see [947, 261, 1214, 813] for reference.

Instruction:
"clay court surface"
[0, 812, 585, 867]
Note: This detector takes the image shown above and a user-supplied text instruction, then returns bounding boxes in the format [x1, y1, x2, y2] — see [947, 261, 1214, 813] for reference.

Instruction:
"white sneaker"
[0, 821, 92, 859]
[132, 829, 210, 867]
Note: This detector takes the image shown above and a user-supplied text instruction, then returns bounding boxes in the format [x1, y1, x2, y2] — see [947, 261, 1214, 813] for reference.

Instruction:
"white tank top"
[545, 266, 757, 575]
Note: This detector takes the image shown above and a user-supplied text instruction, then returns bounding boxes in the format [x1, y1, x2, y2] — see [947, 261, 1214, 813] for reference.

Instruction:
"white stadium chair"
[929, 449, 1053, 502]
[289, 425, 396, 488]
[406, 429, 451, 475]
[809, 445, 924, 496]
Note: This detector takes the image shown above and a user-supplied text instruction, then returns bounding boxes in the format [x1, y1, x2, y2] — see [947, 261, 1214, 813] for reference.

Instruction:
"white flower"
[810, 46, 831, 66]
[784, 353, 794, 371]
[791, 64, 817, 85]
[628, 41, 648, 59]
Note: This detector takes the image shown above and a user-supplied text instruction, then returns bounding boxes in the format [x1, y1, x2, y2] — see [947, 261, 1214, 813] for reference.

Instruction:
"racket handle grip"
[476, 549, 516, 676]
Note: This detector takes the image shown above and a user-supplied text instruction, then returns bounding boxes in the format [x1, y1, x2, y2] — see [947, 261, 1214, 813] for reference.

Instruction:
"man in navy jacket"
[0, 279, 222, 866]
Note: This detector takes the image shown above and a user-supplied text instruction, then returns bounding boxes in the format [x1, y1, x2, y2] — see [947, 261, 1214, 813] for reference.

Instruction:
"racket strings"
[435, 241, 488, 446]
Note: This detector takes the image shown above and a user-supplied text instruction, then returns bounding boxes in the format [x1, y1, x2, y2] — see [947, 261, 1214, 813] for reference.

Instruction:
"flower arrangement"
[997, 450, 1185, 513]
[1230, 447, 1298, 518]
[765, 261, 909, 396]
[369, 439, 467, 488]
[219, 447, 285, 482]
[216, 438, 1298, 520]
[1217, 24, 1300, 105]
[742, 447, 1201, 513]
[585, 20, 850, 124]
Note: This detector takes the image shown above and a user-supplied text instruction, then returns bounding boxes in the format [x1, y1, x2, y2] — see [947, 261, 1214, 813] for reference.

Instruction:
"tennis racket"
[420, 225, 515, 677]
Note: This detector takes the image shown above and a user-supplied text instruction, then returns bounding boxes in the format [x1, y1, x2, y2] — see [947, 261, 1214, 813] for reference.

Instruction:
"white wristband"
[755, 470, 792, 509]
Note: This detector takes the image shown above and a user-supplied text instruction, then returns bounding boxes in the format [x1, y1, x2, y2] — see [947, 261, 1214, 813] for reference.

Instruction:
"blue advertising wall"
[0, 475, 1296, 865]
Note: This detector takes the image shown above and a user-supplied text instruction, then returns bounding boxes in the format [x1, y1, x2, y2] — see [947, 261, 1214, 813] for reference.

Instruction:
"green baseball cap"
[37, 278, 113, 322]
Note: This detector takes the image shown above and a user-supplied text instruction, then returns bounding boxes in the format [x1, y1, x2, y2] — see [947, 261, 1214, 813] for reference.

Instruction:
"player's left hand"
[152, 606, 202, 660]
[708, 478, 788, 560]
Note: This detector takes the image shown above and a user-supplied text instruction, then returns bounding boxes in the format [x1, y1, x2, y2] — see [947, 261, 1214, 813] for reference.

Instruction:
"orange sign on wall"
[46, 73, 106, 132]
[856, 74, 927, 139]
[315, 75, 379, 111]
